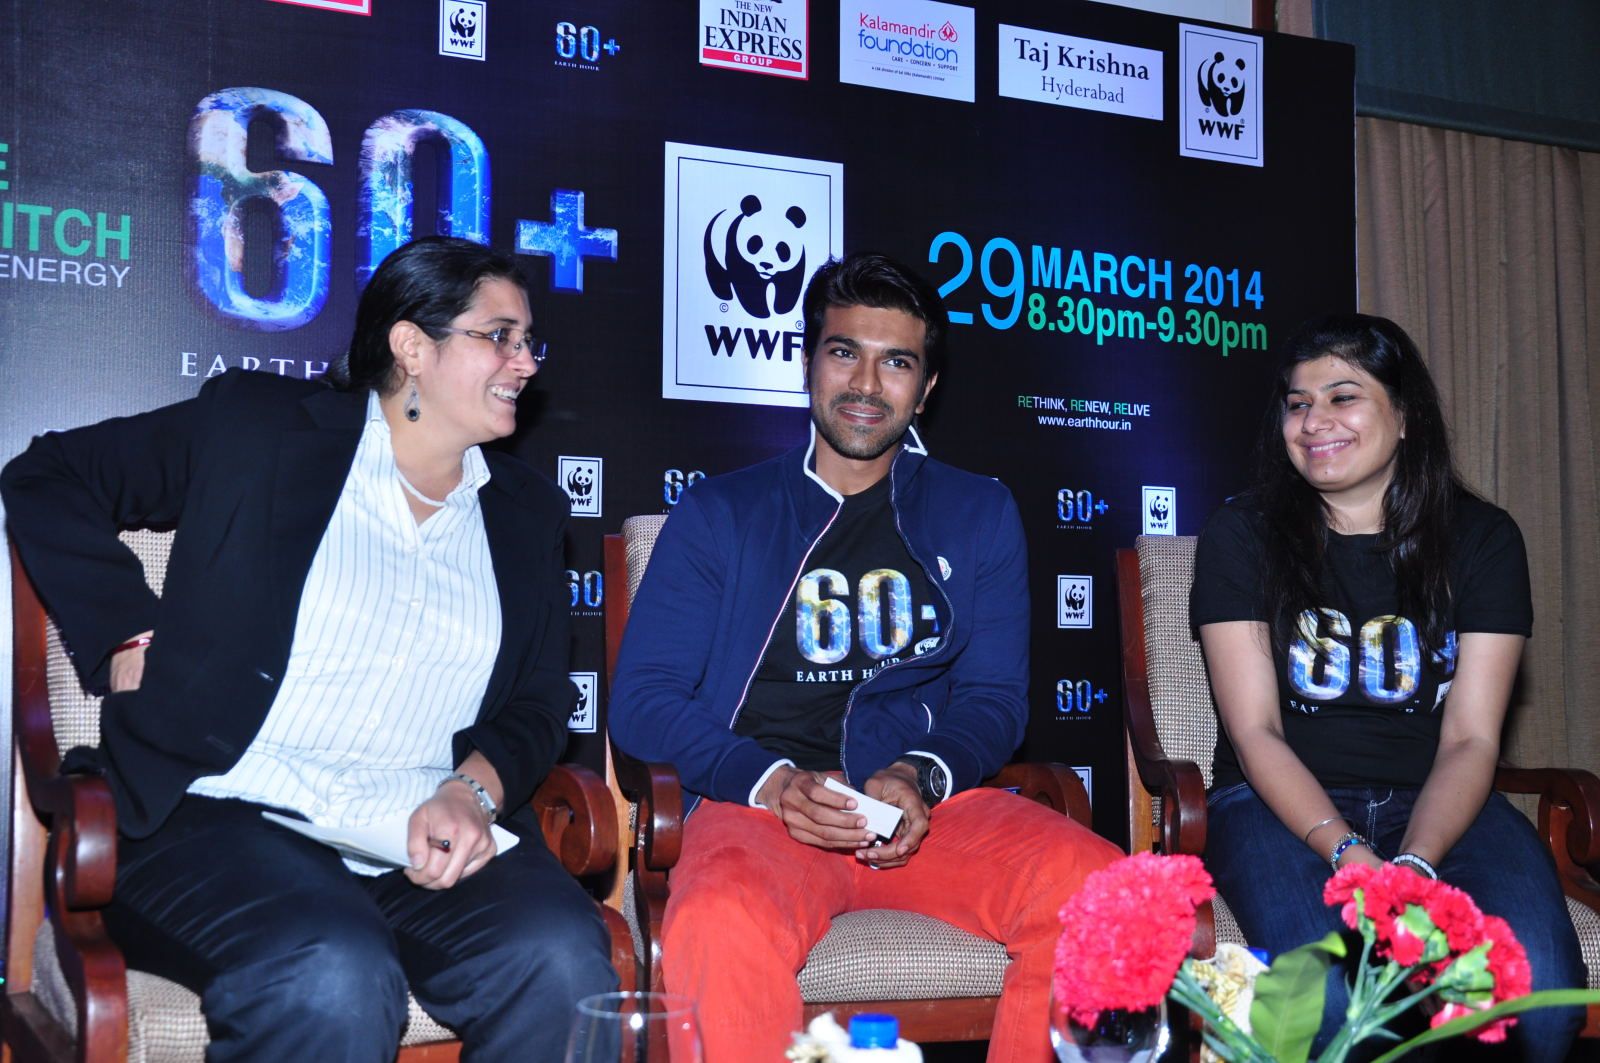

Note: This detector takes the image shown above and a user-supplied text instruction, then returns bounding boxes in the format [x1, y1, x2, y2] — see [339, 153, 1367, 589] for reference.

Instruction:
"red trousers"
[661, 787, 1121, 1062]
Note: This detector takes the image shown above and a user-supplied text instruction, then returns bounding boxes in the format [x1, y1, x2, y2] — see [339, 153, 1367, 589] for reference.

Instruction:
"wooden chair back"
[1117, 537, 1212, 859]
[599, 515, 667, 912]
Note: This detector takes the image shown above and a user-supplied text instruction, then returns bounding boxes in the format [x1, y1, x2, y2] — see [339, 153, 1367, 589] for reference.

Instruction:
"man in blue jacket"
[610, 253, 1118, 1062]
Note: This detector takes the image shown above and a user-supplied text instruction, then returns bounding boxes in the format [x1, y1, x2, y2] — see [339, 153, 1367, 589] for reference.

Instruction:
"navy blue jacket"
[609, 427, 1030, 809]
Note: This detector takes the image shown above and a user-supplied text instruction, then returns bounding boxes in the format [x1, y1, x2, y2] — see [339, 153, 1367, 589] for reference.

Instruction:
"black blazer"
[1, 370, 576, 838]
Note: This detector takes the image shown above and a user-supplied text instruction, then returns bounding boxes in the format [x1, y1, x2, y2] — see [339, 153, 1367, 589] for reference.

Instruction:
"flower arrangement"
[1052, 853, 1598, 1063]
[1053, 852, 1214, 1027]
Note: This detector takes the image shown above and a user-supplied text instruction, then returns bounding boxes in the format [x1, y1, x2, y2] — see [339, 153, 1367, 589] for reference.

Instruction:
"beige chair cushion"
[616, 518, 1007, 1002]
[620, 514, 669, 607]
[798, 910, 1009, 1002]
[1569, 896, 1600, 990]
[1211, 896, 1247, 951]
[35, 529, 456, 1056]
[42, 530, 177, 756]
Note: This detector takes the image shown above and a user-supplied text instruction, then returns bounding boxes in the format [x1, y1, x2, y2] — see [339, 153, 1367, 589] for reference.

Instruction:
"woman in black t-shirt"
[1191, 314, 1582, 1060]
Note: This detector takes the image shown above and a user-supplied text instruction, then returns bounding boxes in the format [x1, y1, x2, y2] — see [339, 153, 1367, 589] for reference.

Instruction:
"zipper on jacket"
[836, 451, 956, 783]
[726, 494, 844, 733]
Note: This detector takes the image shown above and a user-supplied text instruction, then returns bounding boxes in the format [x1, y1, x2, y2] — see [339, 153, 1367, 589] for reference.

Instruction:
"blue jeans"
[106, 796, 618, 1063]
[1205, 783, 1584, 1062]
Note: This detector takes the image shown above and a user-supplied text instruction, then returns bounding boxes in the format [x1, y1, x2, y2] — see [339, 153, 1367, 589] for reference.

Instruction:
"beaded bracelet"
[1391, 852, 1439, 880]
[1328, 832, 1369, 871]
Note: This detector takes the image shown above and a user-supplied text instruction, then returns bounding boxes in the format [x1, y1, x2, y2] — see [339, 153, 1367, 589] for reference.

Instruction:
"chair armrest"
[11, 706, 118, 912]
[532, 764, 619, 877]
[31, 772, 129, 1061]
[1495, 765, 1600, 877]
[1122, 637, 1208, 855]
[1135, 755, 1209, 858]
[611, 747, 683, 872]
[599, 905, 638, 992]
[985, 763, 1091, 826]
[31, 773, 119, 911]
[609, 745, 683, 994]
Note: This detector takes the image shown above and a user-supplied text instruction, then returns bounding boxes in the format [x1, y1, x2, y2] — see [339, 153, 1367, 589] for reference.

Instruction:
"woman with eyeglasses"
[1190, 314, 1583, 1060]
[2, 236, 616, 1062]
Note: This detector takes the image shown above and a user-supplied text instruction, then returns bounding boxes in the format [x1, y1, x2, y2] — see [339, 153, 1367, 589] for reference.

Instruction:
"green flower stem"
[1365, 977, 1446, 1030]
[1203, 1029, 1249, 1062]
[1318, 960, 1420, 1056]
[1356, 964, 1412, 1026]
[1168, 966, 1275, 1063]
[1319, 959, 1411, 1063]
[1370, 988, 1600, 1063]
[1319, 934, 1379, 1061]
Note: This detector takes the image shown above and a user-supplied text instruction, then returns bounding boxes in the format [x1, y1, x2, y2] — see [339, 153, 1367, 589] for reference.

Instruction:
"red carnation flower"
[1457, 915, 1532, 1043]
[1052, 853, 1214, 1027]
[1328, 863, 1486, 968]
[1427, 886, 1488, 954]
[1324, 863, 1375, 929]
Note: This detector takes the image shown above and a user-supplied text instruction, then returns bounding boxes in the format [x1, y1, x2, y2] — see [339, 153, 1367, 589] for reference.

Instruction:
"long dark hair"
[1253, 313, 1459, 658]
[326, 236, 528, 394]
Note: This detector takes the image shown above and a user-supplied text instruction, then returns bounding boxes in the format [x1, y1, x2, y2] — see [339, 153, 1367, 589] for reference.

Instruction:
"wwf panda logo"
[1198, 51, 1246, 116]
[449, 6, 478, 40]
[1149, 496, 1170, 524]
[565, 463, 596, 501]
[703, 194, 808, 319]
[566, 671, 599, 731]
[1063, 585, 1087, 614]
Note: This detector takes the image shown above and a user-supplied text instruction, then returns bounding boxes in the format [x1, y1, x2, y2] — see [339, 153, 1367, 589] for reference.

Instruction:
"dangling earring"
[404, 376, 420, 422]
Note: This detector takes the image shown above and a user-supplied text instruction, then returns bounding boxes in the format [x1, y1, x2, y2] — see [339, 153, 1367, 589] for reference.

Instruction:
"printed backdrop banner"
[0, 2, 1354, 860]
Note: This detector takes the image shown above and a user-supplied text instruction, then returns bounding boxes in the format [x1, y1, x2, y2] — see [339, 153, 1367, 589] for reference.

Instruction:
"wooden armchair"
[602, 515, 1094, 1044]
[6, 533, 635, 1063]
[1116, 535, 1600, 1035]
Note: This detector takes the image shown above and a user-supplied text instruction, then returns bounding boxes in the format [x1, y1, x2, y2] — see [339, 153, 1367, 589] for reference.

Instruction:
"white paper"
[822, 776, 905, 841]
[261, 810, 519, 868]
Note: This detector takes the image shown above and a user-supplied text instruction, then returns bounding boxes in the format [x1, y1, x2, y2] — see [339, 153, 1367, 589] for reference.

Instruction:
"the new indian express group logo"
[699, 0, 809, 79]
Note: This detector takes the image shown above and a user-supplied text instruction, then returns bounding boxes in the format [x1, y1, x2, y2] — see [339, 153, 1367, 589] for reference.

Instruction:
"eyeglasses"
[435, 326, 548, 364]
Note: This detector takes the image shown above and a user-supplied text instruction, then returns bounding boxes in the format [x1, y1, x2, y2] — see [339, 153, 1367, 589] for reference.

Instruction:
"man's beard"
[812, 392, 907, 461]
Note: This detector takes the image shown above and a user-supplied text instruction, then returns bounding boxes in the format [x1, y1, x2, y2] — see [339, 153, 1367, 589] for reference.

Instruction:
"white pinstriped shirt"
[191, 392, 501, 872]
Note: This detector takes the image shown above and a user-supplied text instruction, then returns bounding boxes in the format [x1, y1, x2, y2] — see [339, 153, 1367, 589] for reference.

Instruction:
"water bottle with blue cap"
[842, 1013, 922, 1061]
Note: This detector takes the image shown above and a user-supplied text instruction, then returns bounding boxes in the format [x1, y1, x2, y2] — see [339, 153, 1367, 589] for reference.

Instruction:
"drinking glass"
[1050, 990, 1169, 1063]
[564, 992, 703, 1063]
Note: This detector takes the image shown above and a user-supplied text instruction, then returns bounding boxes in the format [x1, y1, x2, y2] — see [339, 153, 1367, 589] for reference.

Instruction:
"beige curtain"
[1355, 117, 1600, 774]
